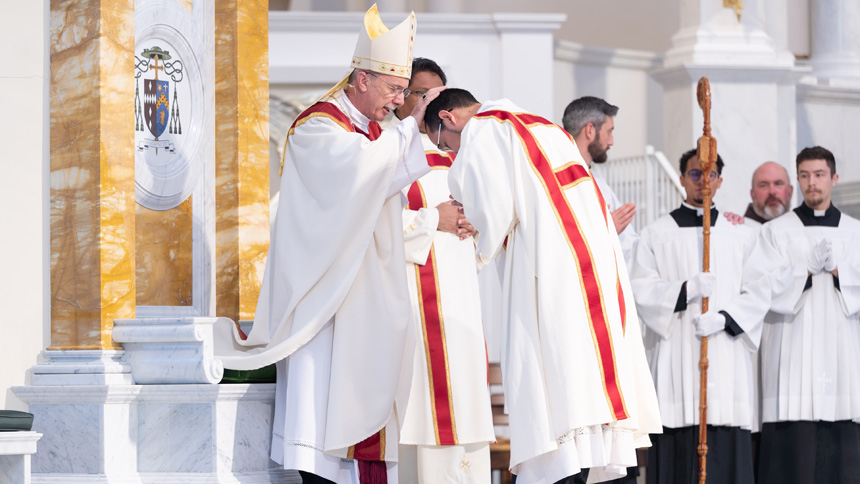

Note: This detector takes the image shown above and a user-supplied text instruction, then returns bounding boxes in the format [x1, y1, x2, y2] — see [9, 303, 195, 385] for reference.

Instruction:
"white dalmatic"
[756, 206, 860, 423]
[448, 99, 661, 483]
[397, 136, 495, 448]
[631, 205, 764, 430]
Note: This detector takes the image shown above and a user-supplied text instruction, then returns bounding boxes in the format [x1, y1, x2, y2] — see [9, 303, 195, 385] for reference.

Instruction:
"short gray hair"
[562, 96, 619, 137]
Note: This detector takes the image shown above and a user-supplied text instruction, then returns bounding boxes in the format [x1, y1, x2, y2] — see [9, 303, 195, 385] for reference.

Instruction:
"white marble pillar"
[810, 0, 860, 79]
[0, 433, 41, 484]
[656, 0, 800, 214]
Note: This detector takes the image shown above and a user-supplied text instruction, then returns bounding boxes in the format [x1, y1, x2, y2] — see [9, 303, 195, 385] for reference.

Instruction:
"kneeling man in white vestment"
[214, 5, 446, 484]
[425, 88, 661, 484]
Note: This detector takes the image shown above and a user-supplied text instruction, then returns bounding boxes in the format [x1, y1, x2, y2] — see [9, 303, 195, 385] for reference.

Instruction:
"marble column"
[49, 0, 136, 350]
[810, 0, 860, 80]
[215, 1, 271, 323]
[655, 0, 799, 214]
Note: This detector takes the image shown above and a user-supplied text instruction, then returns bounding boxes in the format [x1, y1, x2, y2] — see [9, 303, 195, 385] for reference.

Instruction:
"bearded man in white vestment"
[383, 57, 496, 483]
[425, 88, 661, 484]
[212, 6, 447, 484]
[754, 146, 860, 484]
[631, 149, 769, 484]
[562, 97, 637, 266]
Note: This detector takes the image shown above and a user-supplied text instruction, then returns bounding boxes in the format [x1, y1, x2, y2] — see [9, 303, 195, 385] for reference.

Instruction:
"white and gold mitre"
[349, 4, 416, 79]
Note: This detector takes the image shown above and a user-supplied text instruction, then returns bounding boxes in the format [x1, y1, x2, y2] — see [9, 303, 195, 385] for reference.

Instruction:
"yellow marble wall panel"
[136, 198, 193, 307]
[236, 0, 270, 321]
[49, 0, 135, 350]
[214, 0, 270, 322]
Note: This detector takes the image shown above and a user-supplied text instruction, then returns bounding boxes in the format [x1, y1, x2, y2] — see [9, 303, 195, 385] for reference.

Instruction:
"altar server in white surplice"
[426, 88, 661, 484]
[631, 149, 769, 484]
[755, 146, 860, 484]
[212, 6, 447, 484]
[383, 57, 495, 484]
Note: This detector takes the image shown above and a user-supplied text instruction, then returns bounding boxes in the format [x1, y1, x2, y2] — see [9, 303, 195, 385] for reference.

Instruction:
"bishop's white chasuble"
[214, 91, 429, 482]
[447, 100, 661, 483]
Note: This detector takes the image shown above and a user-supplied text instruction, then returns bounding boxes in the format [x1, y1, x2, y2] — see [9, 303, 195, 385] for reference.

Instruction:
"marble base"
[112, 317, 224, 384]
[30, 350, 133, 386]
[13, 384, 293, 483]
[30, 470, 298, 483]
[0, 432, 41, 484]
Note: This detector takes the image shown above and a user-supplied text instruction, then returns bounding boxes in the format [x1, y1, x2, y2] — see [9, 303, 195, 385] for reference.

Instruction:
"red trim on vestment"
[616, 276, 627, 334]
[407, 180, 458, 445]
[350, 428, 386, 461]
[288, 102, 382, 141]
[474, 110, 629, 421]
[425, 151, 454, 168]
[555, 164, 590, 188]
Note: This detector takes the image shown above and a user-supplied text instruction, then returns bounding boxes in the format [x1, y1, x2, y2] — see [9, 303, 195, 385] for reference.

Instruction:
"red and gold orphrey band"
[475, 111, 629, 421]
[406, 156, 458, 445]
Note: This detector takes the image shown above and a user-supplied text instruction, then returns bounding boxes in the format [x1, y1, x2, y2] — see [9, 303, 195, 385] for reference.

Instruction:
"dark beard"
[588, 139, 608, 164]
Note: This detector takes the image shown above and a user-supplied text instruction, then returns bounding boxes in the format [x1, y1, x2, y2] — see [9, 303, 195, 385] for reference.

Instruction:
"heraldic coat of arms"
[135, 46, 184, 154]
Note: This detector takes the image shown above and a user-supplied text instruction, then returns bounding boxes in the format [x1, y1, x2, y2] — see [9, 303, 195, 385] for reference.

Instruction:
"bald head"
[750, 161, 792, 220]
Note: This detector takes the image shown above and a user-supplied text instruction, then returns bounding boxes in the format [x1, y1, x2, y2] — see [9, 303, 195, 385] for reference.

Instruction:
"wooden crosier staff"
[696, 77, 716, 484]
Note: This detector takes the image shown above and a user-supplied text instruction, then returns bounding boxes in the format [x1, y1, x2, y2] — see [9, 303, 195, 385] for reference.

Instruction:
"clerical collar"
[670, 202, 719, 228]
[794, 202, 840, 227]
[333, 91, 370, 133]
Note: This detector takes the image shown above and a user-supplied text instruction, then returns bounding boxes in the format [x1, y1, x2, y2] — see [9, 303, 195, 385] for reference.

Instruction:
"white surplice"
[398, 136, 496, 450]
[630, 205, 764, 430]
[447, 99, 661, 483]
[756, 205, 860, 424]
[592, 173, 638, 267]
[213, 90, 430, 480]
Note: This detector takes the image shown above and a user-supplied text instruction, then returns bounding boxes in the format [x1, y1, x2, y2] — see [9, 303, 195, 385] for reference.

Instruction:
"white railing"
[591, 146, 685, 232]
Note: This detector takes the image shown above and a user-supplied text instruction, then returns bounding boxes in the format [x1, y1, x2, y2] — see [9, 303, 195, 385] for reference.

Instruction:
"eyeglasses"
[686, 169, 718, 182]
[405, 89, 426, 98]
[367, 72, 407, 99]
[436, 121, 453, 153]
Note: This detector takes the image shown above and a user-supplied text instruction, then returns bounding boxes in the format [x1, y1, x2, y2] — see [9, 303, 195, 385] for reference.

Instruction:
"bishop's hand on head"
[409, 85, 447, 121]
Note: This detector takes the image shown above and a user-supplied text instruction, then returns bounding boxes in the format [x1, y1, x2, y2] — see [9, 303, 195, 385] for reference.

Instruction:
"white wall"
[553, 41, 664, 159]
[797, 85, 860, 183]
[0, 0, 48, 411]
[288, 0, 681, 54]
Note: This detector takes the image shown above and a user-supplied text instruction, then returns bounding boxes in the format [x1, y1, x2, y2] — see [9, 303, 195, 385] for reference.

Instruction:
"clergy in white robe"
[562, 96, 638, 267]
[399, 140, 496, 483]
[755, 147, 860, 484]
[212, 7, 449, 483]
[631, 149, 766, 484]
[384, 58, 496, 483]
[426, 88, 662, 484]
